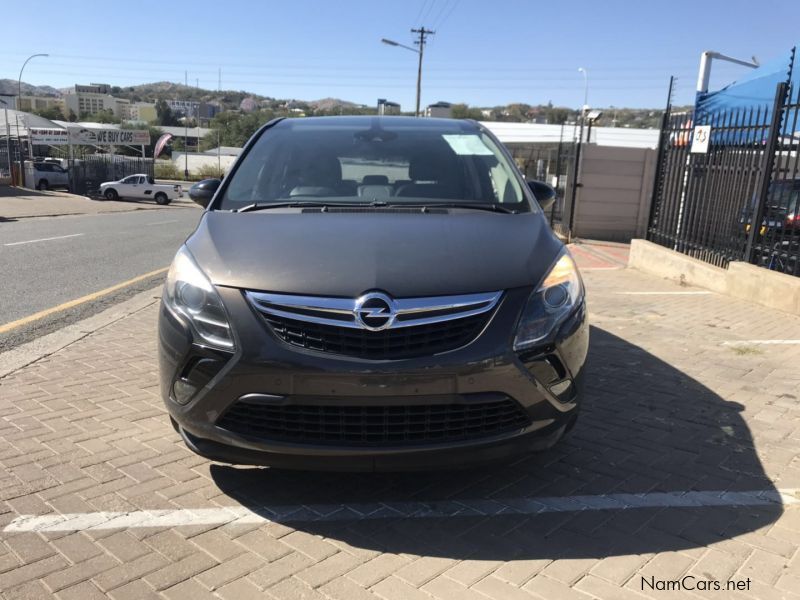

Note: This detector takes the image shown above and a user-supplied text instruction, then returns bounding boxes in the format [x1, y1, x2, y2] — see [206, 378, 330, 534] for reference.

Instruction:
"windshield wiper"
[393, 202, 518, 214]
[236, 200, 389, 213]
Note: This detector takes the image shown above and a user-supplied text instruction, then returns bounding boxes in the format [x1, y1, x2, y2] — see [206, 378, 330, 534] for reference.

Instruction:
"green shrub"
[155, 161, 181, 179]
[193, 163, 224, 180]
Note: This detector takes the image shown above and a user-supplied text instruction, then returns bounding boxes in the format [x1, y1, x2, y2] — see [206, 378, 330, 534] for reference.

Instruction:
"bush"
[155, 161, 180, 179]
[193, 163, 224, 180]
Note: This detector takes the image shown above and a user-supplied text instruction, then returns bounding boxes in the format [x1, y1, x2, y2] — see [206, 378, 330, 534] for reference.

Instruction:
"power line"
[429, 0, 451, 29]
[420, 0, 437, 24]
[413, 0, 431, 25]
[434, 0, 460, 29]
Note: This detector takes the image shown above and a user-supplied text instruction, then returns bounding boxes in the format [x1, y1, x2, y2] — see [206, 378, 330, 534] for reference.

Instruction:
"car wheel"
[155, 193, 170, 205]
[37, 180, 49, 191]
[104, 189, 118, 200]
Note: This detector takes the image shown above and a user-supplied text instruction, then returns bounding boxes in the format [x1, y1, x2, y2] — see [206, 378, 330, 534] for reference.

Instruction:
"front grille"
[217, 396, 531, 446]
[245, 289, 501, 360]
[261, 312, 489, 359]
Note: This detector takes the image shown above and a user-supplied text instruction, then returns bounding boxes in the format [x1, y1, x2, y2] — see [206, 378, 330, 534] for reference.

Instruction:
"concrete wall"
[572, 144, 657, 242]
[629, 239, 800, 315]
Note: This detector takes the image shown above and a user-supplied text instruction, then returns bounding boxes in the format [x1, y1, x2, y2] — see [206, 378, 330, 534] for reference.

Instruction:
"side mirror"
[189, 178, 221, 208]
[528, 180, 557, 212]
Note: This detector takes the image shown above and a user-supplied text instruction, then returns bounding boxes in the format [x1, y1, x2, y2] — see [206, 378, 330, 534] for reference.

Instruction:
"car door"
[140, 176, 155, 199]
[116, 176, 134, 197]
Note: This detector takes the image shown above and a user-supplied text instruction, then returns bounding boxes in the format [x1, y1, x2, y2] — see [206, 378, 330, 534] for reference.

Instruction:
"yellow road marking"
[0, 267, 168, 334]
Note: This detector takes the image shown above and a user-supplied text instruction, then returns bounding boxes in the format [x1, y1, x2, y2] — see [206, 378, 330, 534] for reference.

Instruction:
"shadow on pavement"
[211, 326, 781, 559]
[0, 186, 57, 198]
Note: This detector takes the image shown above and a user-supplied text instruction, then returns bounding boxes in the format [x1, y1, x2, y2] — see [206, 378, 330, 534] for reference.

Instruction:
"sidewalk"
[0, 266, 799, 599]
[0, 186, 198, 220]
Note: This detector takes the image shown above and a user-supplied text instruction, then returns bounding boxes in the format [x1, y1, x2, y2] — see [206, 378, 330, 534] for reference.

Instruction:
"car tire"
[155, 193, 170, 205]
[37, 180, 49, 191]
[104, 189, 118, 200]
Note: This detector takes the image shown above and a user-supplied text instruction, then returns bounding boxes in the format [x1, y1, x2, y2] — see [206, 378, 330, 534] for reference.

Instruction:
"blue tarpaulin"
[694, 48, 796, 132]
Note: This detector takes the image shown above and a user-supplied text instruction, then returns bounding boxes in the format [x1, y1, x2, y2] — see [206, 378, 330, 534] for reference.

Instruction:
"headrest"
[361, 175, 389, 185]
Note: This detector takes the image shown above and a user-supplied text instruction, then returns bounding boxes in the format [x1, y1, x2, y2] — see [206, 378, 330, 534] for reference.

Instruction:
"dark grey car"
[158, 116, 588, 471]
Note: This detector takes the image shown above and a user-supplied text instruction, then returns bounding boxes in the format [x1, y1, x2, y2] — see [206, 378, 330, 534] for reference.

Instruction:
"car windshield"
[769, 180, 800, 212]
[218, 118, 529, 211]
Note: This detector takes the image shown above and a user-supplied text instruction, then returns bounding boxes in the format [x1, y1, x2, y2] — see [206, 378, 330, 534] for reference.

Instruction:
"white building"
[426, 102, 452, 118]
[64, 84, 130, 119]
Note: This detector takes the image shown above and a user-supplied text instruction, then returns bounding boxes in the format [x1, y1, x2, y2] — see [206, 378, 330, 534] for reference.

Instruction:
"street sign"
[690, 125, 711, 153]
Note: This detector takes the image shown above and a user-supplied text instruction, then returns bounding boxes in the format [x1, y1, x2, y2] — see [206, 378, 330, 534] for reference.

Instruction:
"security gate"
[648, 80, 800, 276]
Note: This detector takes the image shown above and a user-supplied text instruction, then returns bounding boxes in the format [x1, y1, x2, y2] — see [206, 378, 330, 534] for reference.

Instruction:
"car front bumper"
[158, 286, 589, 471]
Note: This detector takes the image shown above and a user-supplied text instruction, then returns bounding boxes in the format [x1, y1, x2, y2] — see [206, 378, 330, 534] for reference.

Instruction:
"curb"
[0, 286, 162, 379]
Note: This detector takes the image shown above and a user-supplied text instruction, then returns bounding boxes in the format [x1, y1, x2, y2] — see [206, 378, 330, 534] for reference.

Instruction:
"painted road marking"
[146, 219, 178, 226]
[615, 291, 713, 295]
[4, 233, 84, 246]
[722, 340, 800, 346]
[0, 267, 168, 334]
[5, 489, 798, 532]
[581, 267, 623, 271]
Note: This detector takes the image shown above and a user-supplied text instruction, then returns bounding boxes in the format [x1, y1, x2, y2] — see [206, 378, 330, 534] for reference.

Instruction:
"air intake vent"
[217, 395, 531, 446]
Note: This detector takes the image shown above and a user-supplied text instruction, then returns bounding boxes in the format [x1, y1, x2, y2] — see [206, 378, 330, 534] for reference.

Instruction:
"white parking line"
[4, 233, 84, 247]
[147, 219, 178, 226]
[5, 489, 798, 532]
[614, 291, 713, 295]
[722, 340, 800, 346]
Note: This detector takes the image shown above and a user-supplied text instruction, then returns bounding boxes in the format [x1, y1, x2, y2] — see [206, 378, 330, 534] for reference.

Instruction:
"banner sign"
[69, 128, 151, 145]
[153, 133, 173, 158]
[30, 128, 71, 145]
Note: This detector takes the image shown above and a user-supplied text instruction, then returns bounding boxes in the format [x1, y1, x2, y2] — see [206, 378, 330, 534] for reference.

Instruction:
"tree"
[85, 109, 120, 124]
[155, 99, 179, 126]
[32, 106, 65, 121]
[450, 104, 484, 120]
[67, 109, 78, 123]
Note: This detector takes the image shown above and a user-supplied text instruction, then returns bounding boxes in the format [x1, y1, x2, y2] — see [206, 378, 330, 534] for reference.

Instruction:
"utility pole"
[411, 27, 434, 117]
[217, 67, 221, 175]
[184, 70, 189, 180]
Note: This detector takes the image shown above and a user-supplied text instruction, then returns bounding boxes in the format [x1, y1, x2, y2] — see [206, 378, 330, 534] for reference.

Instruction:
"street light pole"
[17, 53, 48, 184]
[381, 28, 434, 117]
[0, 99, 12, 184]
[578, 67, 588, 112]
[577, 67, 589, 143]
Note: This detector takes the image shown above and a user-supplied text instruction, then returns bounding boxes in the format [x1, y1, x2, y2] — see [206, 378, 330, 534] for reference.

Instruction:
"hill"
[0, 79, 62, 97]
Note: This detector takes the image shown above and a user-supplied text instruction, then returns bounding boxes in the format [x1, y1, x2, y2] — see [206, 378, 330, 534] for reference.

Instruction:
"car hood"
[186, 210, 563, 297]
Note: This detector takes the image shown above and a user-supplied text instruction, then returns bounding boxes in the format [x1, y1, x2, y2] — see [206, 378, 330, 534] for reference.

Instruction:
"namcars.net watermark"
[642, 576, 752, 593]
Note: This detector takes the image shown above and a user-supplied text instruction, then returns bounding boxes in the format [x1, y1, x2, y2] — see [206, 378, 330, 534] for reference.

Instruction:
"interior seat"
[396, 156, 460, 199]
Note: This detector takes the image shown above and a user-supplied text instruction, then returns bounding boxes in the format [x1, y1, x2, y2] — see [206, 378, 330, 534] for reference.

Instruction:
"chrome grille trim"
[244, 290, 502, 330]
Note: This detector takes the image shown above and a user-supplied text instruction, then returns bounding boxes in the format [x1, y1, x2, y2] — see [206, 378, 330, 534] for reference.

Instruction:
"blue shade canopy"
[693, 48, 797, 141]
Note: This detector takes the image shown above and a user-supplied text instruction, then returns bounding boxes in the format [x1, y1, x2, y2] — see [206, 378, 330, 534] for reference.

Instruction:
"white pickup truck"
[99, 174, 183, 205]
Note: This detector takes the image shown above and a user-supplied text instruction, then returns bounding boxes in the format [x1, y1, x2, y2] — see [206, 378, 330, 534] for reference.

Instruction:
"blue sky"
[1, 0, 798, 110]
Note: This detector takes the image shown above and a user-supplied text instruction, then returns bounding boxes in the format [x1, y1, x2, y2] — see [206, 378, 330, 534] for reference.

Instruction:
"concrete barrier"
[628, 239, 800, 315]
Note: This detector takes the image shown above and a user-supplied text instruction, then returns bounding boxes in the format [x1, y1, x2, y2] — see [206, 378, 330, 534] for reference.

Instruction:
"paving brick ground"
[1, 254, 800, 599]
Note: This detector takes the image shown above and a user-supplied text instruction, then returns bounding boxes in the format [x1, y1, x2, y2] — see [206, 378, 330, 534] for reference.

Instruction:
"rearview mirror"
[189, 178, 221, 208]
[528, 180, 557, 212]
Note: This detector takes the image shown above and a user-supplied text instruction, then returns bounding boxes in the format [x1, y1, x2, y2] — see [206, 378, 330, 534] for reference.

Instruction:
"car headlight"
[164, 246, 234, 350]
[513, 250, 584, 352]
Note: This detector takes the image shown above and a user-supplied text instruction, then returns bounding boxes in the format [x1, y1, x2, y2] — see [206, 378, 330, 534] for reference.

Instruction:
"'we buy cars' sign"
[69, 128, 150, 145]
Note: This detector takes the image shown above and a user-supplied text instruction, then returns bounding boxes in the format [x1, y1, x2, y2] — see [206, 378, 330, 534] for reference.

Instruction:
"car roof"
[273, 115, 479, 133]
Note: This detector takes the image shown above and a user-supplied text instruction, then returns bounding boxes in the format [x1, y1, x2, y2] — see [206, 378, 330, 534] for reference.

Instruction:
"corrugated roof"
[480, 121, 659, 149]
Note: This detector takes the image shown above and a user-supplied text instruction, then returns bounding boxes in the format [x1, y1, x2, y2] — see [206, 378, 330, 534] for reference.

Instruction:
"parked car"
[32, 161, 70, 191]
[159, 116, 588, 471]
[741, 178, 800, 236]
[99, 174, 183, 205]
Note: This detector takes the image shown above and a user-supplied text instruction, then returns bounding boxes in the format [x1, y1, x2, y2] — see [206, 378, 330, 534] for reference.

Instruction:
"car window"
[219, 120, 528, 210]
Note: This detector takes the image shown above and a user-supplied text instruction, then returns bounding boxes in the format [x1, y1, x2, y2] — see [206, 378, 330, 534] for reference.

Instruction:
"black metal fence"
[648, 80, 800, 277]
[507, 140, 576, 235]
[68, 154, 154, 196]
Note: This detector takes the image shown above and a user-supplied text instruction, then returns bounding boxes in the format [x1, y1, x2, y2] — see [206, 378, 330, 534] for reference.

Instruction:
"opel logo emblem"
[354, 292, 396, 331]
